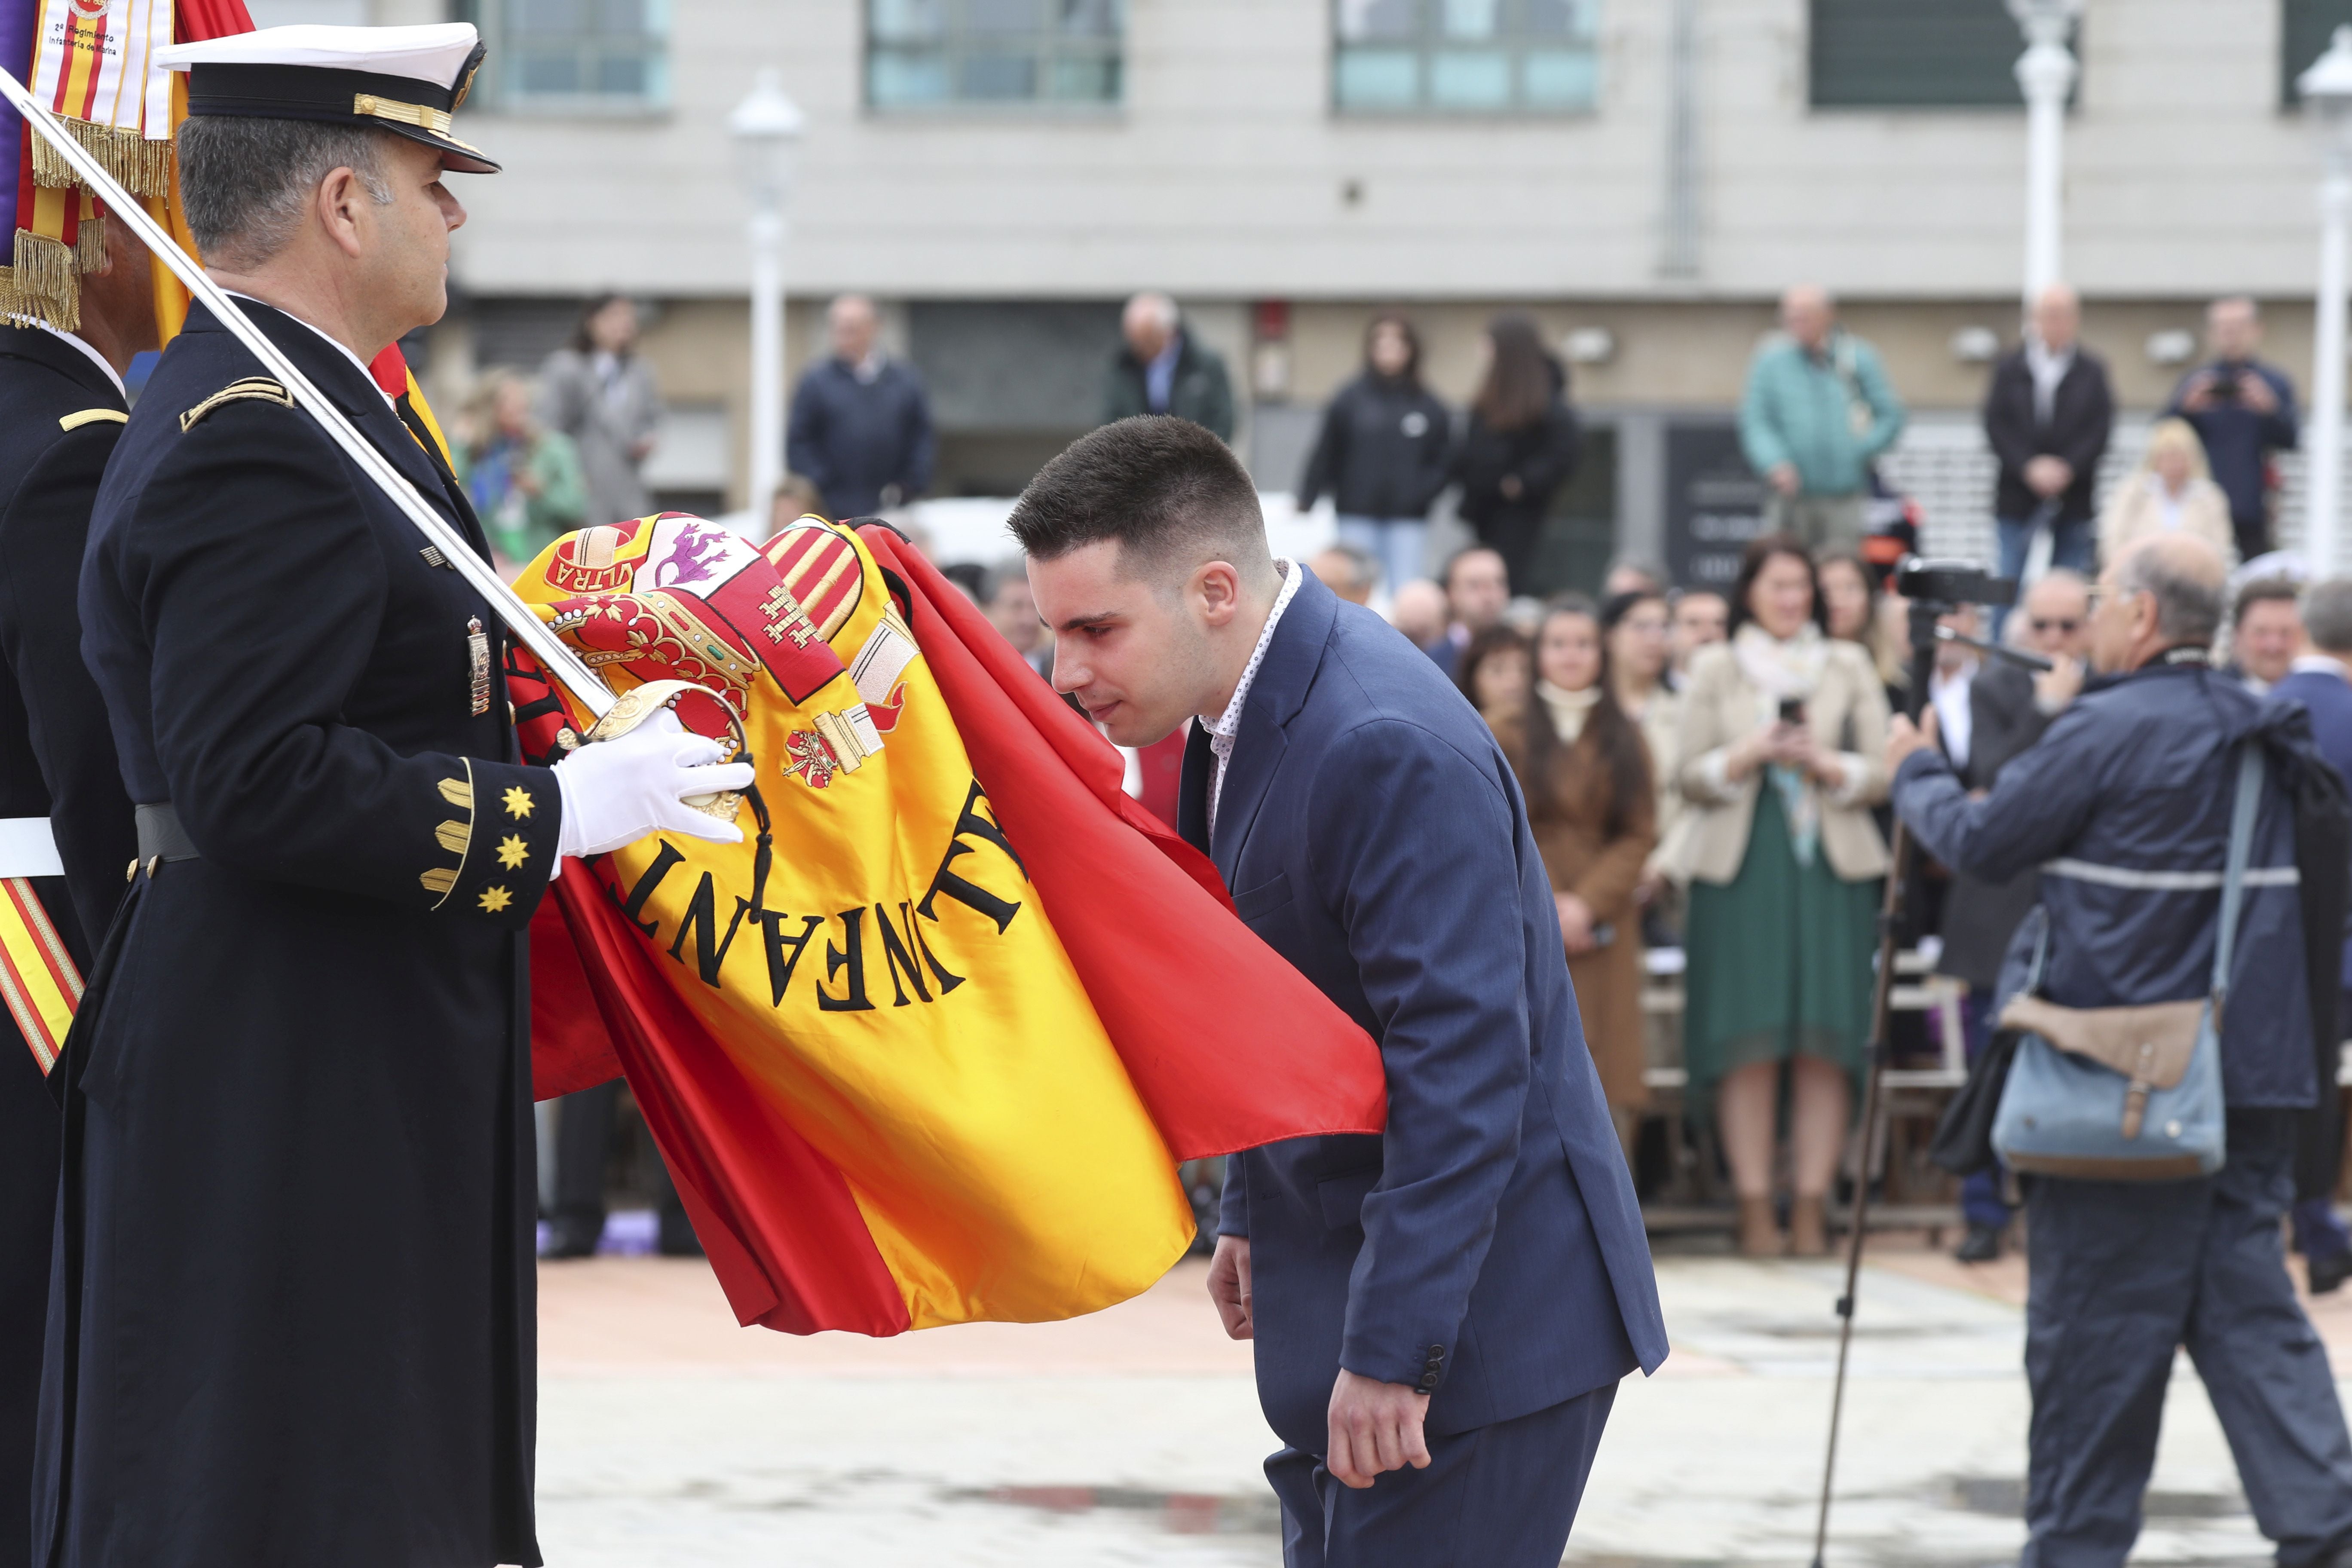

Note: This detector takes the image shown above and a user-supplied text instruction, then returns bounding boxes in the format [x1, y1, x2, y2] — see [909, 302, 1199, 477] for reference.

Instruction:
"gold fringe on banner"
[32, 118, 172, 199]
[3, 231, 82, 331]
[72, 208, 104, 274]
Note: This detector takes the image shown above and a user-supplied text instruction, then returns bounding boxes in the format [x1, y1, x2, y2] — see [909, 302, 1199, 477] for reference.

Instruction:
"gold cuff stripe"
[419, 867, 457, 896]
[58, 408, 126, 432]
[426, 760, 477, 912]
[434, 820, 470, 854]
[351, 94, 489, 157]
[438, 776, 473, 809]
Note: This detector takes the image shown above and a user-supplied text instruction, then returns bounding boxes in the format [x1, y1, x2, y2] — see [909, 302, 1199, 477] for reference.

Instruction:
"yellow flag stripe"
[0, 879, 80, 1073]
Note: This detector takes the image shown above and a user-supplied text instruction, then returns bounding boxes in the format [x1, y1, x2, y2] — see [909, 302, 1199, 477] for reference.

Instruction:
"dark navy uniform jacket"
[1896, 656, 2319, 1109]
[41, 300, 561, 1568]
[1185, 567, 1667, 1457]
[0, 324, 134, 1568]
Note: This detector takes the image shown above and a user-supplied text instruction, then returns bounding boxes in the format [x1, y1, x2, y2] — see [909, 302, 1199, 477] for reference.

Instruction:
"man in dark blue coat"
[0, 210, 150, 1568]
[2267, 577, 2352, 1292]
[2163, 296, 2298, 563]
[1015, 416, 1666, 1568]
[1890, 533, 2352, 1568]
[784, 293, 934, 521]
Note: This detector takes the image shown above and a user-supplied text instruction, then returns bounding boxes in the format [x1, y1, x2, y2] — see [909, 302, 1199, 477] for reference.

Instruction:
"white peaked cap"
[155, 22, 481, 83]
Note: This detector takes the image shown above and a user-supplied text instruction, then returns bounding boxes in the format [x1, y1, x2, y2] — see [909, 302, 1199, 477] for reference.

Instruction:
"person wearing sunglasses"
[1932, 570, 2092, 1263]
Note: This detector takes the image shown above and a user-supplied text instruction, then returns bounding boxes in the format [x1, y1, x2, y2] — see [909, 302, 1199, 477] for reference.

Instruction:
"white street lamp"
[2008, 0, 2082, 307]
[727, 68, 805, 534]
[2301, 27, 2352, 576]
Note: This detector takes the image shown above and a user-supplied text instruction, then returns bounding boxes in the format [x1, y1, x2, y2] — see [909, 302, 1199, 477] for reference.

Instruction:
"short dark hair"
[1442, 545, 1504, 592]
[2308, 578, 2352, 654]
[1008, 415, 1268, 582]
[178, 116, 395, 264]
[2231, 574, 2301, 630]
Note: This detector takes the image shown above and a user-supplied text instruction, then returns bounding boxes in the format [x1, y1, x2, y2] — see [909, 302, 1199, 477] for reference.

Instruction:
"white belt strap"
[2043, 857, 2300, 891]
[0, 817, 61, 879]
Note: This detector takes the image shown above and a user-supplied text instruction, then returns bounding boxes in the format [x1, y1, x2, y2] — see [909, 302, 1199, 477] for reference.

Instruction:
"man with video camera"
[1886, 534, 2352, 1568]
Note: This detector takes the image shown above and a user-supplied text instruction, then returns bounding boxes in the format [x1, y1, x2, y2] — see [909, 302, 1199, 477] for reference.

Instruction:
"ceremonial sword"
[0, 64, 618, 722]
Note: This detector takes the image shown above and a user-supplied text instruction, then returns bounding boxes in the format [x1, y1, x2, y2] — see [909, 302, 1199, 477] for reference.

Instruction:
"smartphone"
[1777, 698, 1806, 726]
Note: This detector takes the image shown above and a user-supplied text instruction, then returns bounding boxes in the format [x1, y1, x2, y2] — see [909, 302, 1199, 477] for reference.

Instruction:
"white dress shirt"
[1929, 657, 1977, 773]
[1204, 558, 1299, 839]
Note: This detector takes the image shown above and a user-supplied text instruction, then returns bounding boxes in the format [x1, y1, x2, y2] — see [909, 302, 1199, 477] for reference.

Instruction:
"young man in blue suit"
[1015, 416, 1667, 1566]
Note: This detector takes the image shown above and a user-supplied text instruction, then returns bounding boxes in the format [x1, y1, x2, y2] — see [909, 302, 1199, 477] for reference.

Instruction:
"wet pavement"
[528, 1234, 2350, 1566]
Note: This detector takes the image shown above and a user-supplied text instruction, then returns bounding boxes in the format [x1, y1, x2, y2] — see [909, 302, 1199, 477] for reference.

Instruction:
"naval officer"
[38, 25, 748, 1567]
[0, 211, 152, 1568]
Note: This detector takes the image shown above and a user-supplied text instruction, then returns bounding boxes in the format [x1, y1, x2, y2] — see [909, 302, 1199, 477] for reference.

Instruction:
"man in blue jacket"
[1013, 416, 1666, 1567]
[1889, 534, 2352, 1568]
[784, 293, 935, 520]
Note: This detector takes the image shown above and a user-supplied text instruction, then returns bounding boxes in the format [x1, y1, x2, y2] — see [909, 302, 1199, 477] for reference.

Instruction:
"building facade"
[327, 0, 2352, 585]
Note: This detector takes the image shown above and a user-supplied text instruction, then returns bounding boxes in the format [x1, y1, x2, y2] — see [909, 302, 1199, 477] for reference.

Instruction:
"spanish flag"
[512, 515, 1386, 1334]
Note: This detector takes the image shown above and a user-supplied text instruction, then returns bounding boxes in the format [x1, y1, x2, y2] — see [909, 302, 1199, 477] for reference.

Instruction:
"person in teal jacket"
[1739, 284, 1906, 551]
[457, 367, 589, 566]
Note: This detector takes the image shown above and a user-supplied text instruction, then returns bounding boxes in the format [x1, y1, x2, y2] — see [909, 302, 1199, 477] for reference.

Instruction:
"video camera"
[1894, 557, 2017, 610]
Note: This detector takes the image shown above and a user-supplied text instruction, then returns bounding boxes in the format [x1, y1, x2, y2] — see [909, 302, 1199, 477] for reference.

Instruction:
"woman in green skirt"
[1671, 536, 1890, 1257]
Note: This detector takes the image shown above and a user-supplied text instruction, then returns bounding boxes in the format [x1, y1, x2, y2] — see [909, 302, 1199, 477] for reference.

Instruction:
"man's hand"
[2033, 653, 2084, 715]
[2239, 373, 2280, 416]
[1769, 462, 1801, 497]
[1327, 1370, 1432, 1490]
[1206, 1234, 1252, 1341]
[1885, 707, 1939, 775]
[2023, 454, 2073, 498]
[1555, 890, 1596, 954]
[2180, 371, 2220, 412]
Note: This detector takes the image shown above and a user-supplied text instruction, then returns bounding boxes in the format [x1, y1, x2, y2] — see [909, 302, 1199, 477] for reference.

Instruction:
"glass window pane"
[1058, 0, 1117, 36]
[1429, 48, 1510, 105]
[519, 52, 580, 92]
[869, 47, 950, 103]
[595, 0, 643, 32]
[965, 0, 1042, 32]
[1441, 0, 1499, 39]
[595, 52, 645, 93]
[517, 0, 579, 31]
[870, 0, 943, 40]
[1049, 55, 1118, 99]
[1335, 46, 1420, 105]
[957, 52, 1038, 97]
[1521, 47, 1594, 105]
[1336, 0, 1418, 43]
[1521, 0, 1579, 35]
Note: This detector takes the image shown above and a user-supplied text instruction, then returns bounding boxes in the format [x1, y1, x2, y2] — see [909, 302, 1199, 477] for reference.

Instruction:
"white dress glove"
[552, 707, 757, 860]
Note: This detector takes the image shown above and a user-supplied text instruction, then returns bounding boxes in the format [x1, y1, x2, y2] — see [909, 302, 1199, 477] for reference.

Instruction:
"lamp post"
[2007, 0, 2082, 307]
[727, 68, 804, 534]
[2301, 28, 2352, 576]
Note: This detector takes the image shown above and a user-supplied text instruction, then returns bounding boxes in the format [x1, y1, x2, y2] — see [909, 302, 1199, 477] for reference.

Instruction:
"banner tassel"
[32, 117, 169, 197]
[3, 229, 78, 330]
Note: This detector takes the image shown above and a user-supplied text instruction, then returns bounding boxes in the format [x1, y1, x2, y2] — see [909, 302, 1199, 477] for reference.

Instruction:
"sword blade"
[0, 65, 616, 720]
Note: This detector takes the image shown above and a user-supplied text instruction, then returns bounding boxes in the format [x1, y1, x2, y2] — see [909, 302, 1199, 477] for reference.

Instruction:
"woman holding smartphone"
[1672, 537, 1890, 1257]
[1489, 594, 1658, 1163]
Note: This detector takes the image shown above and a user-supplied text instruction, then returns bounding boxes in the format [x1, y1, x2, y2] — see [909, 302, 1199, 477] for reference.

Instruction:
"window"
[2285, 0, 2352, 105]
[1808, 0, 2040, 110]
[457, 0, 670, 112]
[867, 0, 1123, 111]
[1333, 0, 1599, 115]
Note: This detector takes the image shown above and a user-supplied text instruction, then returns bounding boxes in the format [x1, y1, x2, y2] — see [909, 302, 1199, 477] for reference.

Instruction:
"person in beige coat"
[2097, 416, 2235, 568]
[1673, 536, 1890, 1258]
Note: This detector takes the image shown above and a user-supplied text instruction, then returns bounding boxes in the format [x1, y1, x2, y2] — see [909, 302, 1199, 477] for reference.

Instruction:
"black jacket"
[1934, 659, 2056, 991]
[785, 355, 935, 520]
[1103, 328, 1235, 440]
[1452, 382, 1579, 532]
[1982, 343, 2113, 525]
[0, 325, 134, 1568]
[1298, 372, 1453, 521]
[47, 302, 560, 1567]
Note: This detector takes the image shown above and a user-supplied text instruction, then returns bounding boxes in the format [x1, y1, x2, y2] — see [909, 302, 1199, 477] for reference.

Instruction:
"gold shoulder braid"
[180, 378, 295, 433]
[58, 408, 128, 432]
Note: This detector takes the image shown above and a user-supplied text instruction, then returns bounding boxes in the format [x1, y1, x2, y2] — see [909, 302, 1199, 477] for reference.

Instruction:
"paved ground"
[529, 1231, 2352, 1567]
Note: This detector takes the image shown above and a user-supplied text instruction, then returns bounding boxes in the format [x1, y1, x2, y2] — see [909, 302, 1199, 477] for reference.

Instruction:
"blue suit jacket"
[1184, 567, 1667, 1453]
[2272, 665, 2352, 988]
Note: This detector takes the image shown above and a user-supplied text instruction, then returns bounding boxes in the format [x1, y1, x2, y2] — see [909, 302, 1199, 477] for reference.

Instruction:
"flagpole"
[0, 64, 616, 721]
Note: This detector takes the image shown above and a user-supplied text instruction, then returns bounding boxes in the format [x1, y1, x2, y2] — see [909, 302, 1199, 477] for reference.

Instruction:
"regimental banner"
[27, 0, 174, 196]
[514, 514, 1198, 1329]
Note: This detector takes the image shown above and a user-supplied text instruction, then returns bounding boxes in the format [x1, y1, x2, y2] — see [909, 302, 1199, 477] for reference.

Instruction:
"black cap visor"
[184, 62, 500, 174]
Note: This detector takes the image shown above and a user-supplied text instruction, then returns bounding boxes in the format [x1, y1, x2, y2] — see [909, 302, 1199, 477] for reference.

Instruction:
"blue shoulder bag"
[1988, 744, 2259, 1181]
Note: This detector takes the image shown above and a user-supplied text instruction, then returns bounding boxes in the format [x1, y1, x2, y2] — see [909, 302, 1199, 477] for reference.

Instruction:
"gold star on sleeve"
[496, 834, 530, 870]
[502, 785, 535, 819]
[478, 885, 514, 913]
